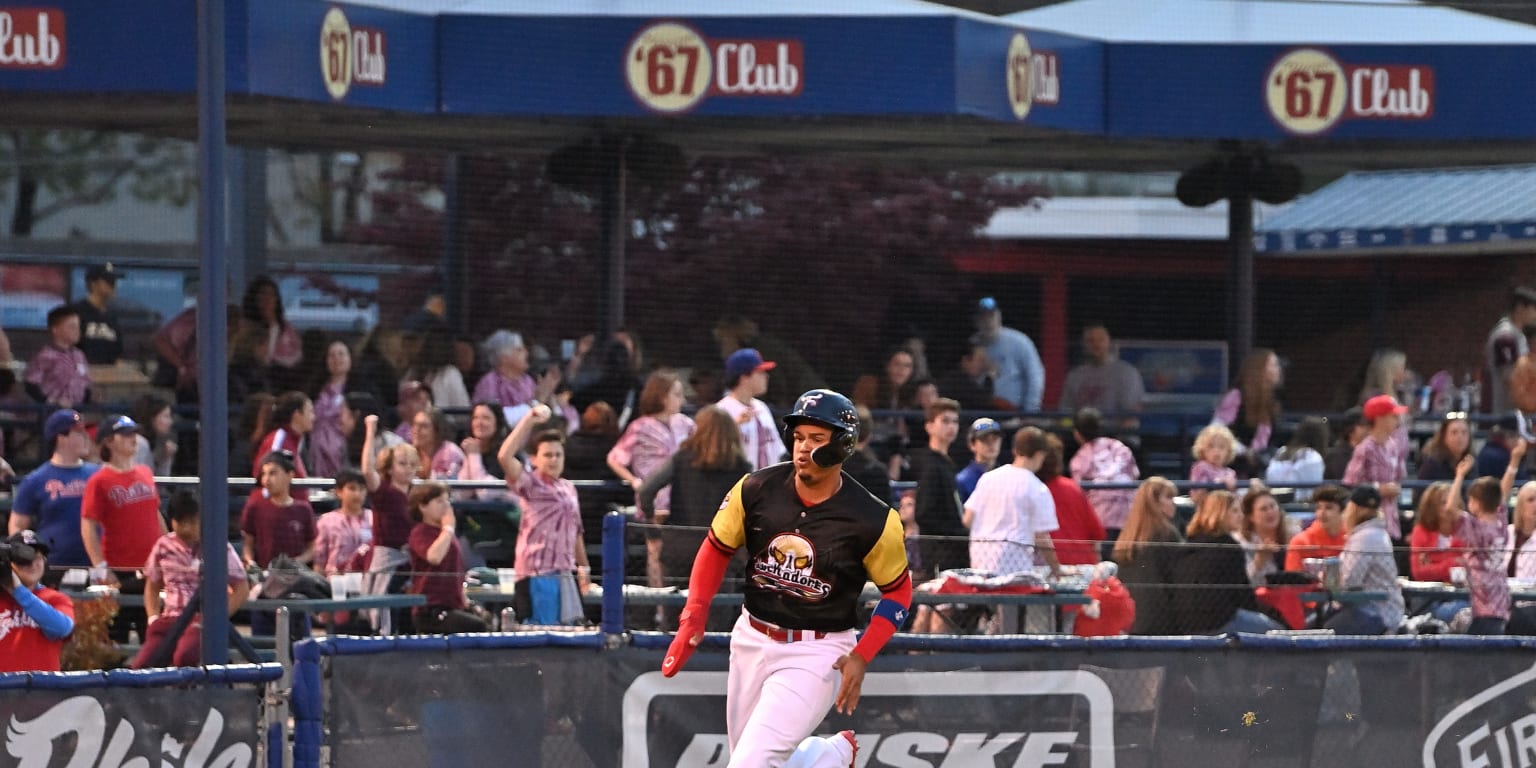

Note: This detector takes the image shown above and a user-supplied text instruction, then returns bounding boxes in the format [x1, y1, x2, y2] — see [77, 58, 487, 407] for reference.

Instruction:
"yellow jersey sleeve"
[707, 476, 750, 550]
[863, 508, 909, 588]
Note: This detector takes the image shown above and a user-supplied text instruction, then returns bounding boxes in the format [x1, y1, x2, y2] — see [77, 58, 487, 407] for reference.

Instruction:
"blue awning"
[1255, 164, 1536, 255]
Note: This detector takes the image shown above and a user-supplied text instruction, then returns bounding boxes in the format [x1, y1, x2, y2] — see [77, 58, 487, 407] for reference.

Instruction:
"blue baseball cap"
[43, 409, 84, 445]
[103, 414, 139, 436]
[970, 417, 1003, 440]
[975, 296, 1000, 314]
[725, 348, 776, 383]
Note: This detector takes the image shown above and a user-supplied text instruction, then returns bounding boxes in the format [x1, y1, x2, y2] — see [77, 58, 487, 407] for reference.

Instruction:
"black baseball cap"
[86, 263, 120, 284]
[1349, 485, 1381, 509]
[4, 530, 49, 561]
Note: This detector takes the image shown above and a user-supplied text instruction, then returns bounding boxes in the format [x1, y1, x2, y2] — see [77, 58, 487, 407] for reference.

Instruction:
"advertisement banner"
[0, 686, 260, 768]
[315, 639, 1536, 768]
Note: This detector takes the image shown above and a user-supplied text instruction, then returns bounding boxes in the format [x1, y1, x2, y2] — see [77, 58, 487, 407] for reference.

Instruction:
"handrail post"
[602, 512, 627, 636]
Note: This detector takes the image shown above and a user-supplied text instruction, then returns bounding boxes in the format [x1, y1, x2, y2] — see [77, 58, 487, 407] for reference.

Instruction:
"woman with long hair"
[852, 347, 919, 474]
[1411, 480, 1466, 583]
[310, 338, 360, 479]
[411, 406, 465, 480]
[1264, 416, 1327, 500]
[1038, 433, 1106, 566]
[130, 393, 177, 476]
[1418, 412, 1473, 484]
[1211, 348, 1283, 475]
[240, 275, 303, 388]
[1239, 487, 1296, 585]
[607, 372, 694, 590]
[638, 405, 752, 598]
[1358, 348, 1411, 405]
[1112, 477, 1182, 635]
[1168, 490, 1281, 634]
[458, 401, 511, 499]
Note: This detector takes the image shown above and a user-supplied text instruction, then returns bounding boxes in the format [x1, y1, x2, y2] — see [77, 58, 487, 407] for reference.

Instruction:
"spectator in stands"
[1170, 490, 1282, 634]
[1112, 477, 1182, 635]
[1212, 348, 1283, 476]
[0, 322, 10, 364]
[240, 276, 303, 390]
[1039, 433, 1105, 567]
[499, 406, 592, 626]
[712, 315, 825, 410]
[408, 328, 470, 412]
[405, 482, 488, 634]
[82, 414, 163, 641]
[1357, 348, 1413, 406]
[574, 334, 645, 418]
[0, 530, 74, 673]
[843, 405, 893, 505]
[1284, 484, 1349, 572]
[1324, 485, 1404, 635]
[564, 402, 620, 479]
[1508, 481, 1536, 579]
[717, 348, 785, 471]
[1408, 476, 1473, 622]
[971, 296, 1044, 412]
[1058, 323, 1145, 425]
[227, 323, 274, 405]
[131, 394, 177, 477]
[361, 415, 420, 635]
[1239, 487, 1295, 586]
[1509, 323, 1536, 414]
[1344, 394, 1410, 541]
[472, 330, 536, 410]
[241, 450, 316, 570]
[315, 469, 373, 576]
[71, 263, 123, 365]
[1069, 407, 1139, 540]
[1418, 412, 1474, 485]
[254, 391, 315, 496]
[24, 305, 90, 407]
[394, 380, 432, 442]
[9, 409, 98, 570]
[310, 339, 360, 480]
[955, 417, 1003, 502]
[608, 372, 694, 590]
[1264, 416, 1328, 501]
[1486, 286, 1536, 415]
[963, 426, 1060, 578]
[1324, 406, 1367, 481]
[230, 393, 277, 482]
[452, 333, 484, 389]
[639, 404, 752, 612]
[1454, 448, 1524, 634]
[458, 401, 511, 499]
[908, 398, 966, 578]
[132, 492, 248, 669]
[1189, 423, 1239, 507]
[936, 343, 997, 412]
[150, 303, 240, 403]
[853, 347, 918, 469]
[353, 324, 404, 414]
[242, 450, 317, 638]
[411, 406, 465, 481]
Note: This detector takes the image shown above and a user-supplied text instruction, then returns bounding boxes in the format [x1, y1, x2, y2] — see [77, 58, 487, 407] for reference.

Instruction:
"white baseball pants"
[726, 611, 857, 768]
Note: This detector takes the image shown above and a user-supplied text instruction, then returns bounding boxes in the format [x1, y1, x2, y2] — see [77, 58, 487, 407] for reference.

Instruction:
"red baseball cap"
[1362, 394, 1409, 421]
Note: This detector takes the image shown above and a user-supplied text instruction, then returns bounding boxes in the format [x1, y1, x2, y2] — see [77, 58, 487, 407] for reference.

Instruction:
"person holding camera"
[0, 530, 76, 673]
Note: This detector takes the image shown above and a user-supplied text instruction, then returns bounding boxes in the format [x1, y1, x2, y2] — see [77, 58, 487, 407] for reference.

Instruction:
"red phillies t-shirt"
[407, 523, 465, 610]
[239, 494, 316, 567]
[0, 587, 75, 673]
[81, 464, 162, 569]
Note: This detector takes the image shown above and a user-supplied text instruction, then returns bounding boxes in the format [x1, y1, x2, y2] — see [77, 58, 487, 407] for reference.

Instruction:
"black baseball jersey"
[708, 463, 907, 632]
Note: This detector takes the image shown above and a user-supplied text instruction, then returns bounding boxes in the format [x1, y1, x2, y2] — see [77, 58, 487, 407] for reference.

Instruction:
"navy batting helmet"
[782, 389, 859, 468]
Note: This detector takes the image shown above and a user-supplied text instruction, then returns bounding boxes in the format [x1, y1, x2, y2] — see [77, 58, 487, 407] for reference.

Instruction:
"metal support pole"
[195, 0, 231, 665]
[276, 607, 292, 768]
[1227, 157, 1255, 374]
[602, 512, 627, 636]
[598, 139, 628, 337]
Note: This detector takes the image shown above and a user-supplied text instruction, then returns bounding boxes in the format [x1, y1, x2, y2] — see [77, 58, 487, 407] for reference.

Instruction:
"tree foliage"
[0, 130, 194, 237]
[348, 152, 1041, 378]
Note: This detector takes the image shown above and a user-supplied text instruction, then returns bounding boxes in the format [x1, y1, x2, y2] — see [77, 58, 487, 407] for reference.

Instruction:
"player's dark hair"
[46, 304, 77, 329]
[531, 429, 565, 451]
[1312, 484, 1348, 508]
[1468, 477, 1504, 514]
[1014, 426, 1050, 459]
[334, 469, 366, 491]
[408, 481, 450, 522]
[1074, 407, 1103, 441]
[923, 397, 960, 423]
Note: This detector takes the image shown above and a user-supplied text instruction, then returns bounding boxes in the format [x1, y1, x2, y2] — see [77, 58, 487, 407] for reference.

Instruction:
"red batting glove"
[661, 608, 706, 677]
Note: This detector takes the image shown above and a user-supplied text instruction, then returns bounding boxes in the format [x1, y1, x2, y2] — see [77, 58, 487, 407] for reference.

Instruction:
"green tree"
[0, 130, 194, 237]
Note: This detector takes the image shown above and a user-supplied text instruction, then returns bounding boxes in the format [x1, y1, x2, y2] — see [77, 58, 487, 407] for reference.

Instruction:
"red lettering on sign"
[711, 39, 803, 97]
[1348, 65, 1432, 119]
[0, 8, 63, 70]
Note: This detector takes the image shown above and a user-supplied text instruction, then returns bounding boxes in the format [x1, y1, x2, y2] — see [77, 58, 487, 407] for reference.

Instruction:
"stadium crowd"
[6, 275, 1536, 671]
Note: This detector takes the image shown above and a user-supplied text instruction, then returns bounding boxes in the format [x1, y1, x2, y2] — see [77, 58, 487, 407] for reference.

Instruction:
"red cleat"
[838, 730, 857, 767]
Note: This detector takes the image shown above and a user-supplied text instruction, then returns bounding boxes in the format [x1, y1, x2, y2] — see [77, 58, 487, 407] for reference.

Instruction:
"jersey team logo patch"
[751, 533, 831, 599]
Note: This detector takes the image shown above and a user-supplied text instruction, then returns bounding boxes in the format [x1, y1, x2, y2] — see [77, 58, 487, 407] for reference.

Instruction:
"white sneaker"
[838, 730, 857, 767]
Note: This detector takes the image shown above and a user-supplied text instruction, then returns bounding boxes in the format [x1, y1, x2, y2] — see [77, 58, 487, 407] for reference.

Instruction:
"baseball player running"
[663, 389, 912, 767]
